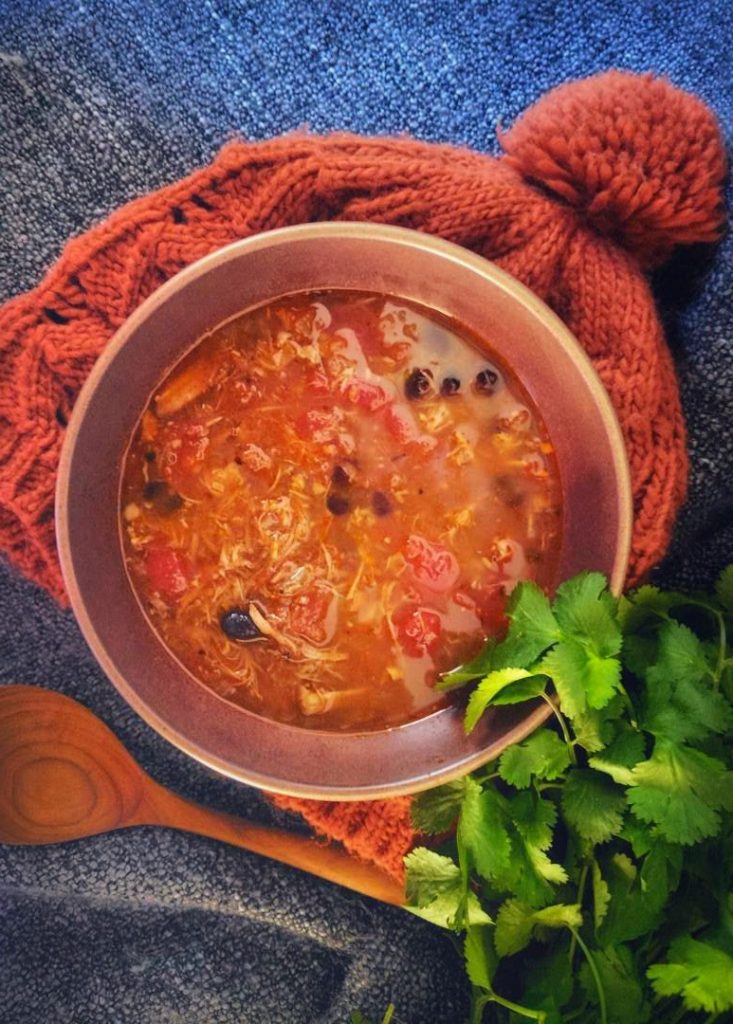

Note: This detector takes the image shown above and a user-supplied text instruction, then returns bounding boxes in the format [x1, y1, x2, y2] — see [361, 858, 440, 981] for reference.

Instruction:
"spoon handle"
[139, 781, 405, 907]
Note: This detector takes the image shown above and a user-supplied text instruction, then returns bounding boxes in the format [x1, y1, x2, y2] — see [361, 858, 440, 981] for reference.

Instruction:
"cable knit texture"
[0, 71, 726, 880]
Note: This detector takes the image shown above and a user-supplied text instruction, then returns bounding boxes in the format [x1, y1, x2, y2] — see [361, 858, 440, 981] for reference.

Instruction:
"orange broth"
[121, 291, 562, 731]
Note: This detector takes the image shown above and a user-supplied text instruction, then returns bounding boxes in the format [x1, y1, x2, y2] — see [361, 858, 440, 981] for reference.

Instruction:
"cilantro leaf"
[600, 725, 646, 768]
[715, 565, 733, 613]
[439, 640, 496, 688]
[552, 571, 621, 657]
[619, 814, 656, 857]
[472, 792, 566, 907]
[643, 673, 733, 744]
[511, 791, 557, 849]
[639, 842, 682, 915]
[495, 898, 581, 956]
[626, 741, 733, 845]
[648, 937, 733, 1013]
[619, 586, 693, 676]
[591, 859, 610, 929]
[532, 901, 583, 932]
[522, 845, 569, 891]
[620, 584, 683, 630]
[641, 621, 731, 743]
[579, 944, 651, 1023]
[621, 631, 658, 678]
[458, 778, 511, 883]
[596, 851, 663, 946]
[498, 728, 571, 789]
[494, 898, 535, 956]
[464, 668, 540, 733]
[464, 925, 496, 990]
[404, 847, 459, 903]
[404, 848, 491, 929]
[503, 793, 568, 905]
[411, 779, 465, 834]
[490, 581, 561, 669]
[646, 619, 712, 686]
[561, 769, 626, 845]
[589, 726, 646, 786]
[539, 639, 621, 718]
[572, 704, 619, 753]
[489, 674, 547, 705]
[585, 652, 622, 708]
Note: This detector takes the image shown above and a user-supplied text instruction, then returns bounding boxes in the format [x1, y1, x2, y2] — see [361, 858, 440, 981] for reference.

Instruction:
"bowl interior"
[57, 223, 631, 799]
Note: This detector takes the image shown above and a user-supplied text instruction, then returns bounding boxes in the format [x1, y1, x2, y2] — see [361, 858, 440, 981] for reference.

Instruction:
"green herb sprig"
[401, 567, 733, 1024]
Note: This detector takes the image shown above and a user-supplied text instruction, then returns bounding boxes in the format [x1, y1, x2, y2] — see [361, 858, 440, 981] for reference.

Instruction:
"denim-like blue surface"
[0, 1, 731, 1021]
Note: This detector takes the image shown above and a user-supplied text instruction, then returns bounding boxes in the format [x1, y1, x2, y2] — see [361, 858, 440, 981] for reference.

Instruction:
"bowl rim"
[56, 222, 632, 798]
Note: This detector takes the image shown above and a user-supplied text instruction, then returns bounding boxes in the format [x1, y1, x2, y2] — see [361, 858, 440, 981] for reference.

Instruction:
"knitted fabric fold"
[0, 70, 726, 880]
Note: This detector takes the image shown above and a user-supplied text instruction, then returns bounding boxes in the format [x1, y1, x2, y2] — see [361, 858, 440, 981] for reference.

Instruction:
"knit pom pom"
[501, 71, 727, 268]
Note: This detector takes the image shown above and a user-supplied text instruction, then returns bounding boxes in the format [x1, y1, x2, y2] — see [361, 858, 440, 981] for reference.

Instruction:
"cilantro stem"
[570, 929, 607, 1024]
[540, 692, 577, 765]
[482, 992, 547, 1021]
[470, 991, 487, 1024]
[568, 863, 590, 966]
[455, 823, 472, 933]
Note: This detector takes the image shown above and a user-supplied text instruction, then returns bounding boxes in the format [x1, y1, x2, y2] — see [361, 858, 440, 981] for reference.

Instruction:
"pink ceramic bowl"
[56, 223, 631, 799]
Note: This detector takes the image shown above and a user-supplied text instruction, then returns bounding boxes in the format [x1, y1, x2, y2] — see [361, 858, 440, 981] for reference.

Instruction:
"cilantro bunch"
[403, 567, 733, 1024]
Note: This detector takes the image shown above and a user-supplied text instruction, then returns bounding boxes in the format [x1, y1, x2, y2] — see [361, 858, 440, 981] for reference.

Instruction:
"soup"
[121, 291, 562, 731]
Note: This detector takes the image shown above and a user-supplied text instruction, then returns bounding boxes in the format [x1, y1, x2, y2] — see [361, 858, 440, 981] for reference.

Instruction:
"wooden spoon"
[0, 685, 404, 906]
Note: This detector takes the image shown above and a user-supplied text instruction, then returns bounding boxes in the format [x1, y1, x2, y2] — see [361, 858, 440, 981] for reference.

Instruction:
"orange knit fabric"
[0, 71, 726, 882]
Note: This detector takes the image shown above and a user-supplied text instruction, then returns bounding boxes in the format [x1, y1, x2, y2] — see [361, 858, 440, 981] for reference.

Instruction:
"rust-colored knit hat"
[0, 71, 726, 882]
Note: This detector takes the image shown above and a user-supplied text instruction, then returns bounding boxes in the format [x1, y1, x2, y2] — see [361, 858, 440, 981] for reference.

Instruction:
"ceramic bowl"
[56, 223, 631, 799]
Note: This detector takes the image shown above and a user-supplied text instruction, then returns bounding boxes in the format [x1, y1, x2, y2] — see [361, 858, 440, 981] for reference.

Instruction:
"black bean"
[143, 479, 183, 514]
[326, 493, 350, 516]
[372, 491, 392, 516]
[220, 608, 263, 642]
[405, 367, 434, 400]
[143, 480, 167, 500]
[475, 367, 499, 395]
[440, 376, 461, 397]
[331, 464, 352, 487]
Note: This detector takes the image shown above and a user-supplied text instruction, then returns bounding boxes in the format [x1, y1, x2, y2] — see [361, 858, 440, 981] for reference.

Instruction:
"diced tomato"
[289, 587, 333, 645]
[393, 603, 442, 658]
[404, 534, 460, 593]
[341, 377, 391, 411]
[294, 408, 341, 441]
[294, 407, 355, 455]
[145, 547, 191, 601]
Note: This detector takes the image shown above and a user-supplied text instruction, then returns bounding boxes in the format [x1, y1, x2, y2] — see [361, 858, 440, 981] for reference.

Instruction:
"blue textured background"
[0, 1, 731, 1021]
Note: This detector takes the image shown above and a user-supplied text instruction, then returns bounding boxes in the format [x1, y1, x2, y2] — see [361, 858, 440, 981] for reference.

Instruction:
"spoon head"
[0, 686, 147, 845]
